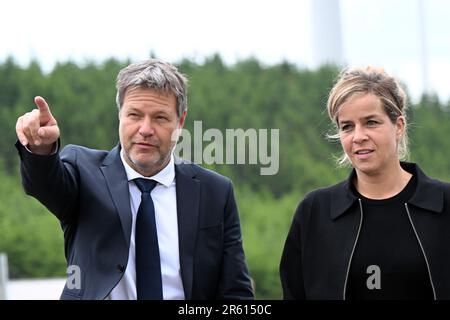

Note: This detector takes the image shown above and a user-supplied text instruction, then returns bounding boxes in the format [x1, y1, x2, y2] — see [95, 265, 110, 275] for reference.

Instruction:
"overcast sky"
[1, 0, 449, 102]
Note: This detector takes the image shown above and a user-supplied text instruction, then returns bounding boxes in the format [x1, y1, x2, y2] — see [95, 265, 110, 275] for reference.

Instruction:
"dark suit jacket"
[16, 142, 254, 300]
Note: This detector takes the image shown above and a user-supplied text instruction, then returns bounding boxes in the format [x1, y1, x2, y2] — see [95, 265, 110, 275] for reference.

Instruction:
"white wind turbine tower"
[418, 0, 430, 95]
[311, 0, 345, 67]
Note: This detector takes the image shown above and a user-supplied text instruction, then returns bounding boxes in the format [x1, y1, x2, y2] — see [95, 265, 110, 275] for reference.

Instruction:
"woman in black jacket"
[280, 67, 450, 300]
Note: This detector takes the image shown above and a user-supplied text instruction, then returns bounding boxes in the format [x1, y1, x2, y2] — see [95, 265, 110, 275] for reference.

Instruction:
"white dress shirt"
[107, 151, 185, 300]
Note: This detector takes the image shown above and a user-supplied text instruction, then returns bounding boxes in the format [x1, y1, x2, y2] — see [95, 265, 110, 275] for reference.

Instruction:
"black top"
[346, 174, 434, 300]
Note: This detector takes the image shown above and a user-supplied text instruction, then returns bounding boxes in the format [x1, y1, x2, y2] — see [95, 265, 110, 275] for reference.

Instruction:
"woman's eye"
[340, 124, 352, 131]
[367, 120, 378, 126]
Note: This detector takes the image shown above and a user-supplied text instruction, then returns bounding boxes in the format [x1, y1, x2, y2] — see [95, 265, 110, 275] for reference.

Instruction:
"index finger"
[34, 96, 52, 117]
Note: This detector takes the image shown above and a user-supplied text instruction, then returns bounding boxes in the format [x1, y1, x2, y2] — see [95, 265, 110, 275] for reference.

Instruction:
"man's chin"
[132, 158, 160, 169]
[131, 154, 172, 174]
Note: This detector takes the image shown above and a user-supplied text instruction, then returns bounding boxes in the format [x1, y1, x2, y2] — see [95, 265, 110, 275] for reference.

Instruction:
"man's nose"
[139, 118, 155, 136]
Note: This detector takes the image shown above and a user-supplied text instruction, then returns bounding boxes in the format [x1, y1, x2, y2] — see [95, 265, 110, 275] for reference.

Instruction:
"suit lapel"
[175, 160, 200, 300]
[100, 145, 133, 247]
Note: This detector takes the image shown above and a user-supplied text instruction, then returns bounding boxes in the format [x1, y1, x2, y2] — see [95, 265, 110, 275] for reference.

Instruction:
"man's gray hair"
[116, 59, 188, 117]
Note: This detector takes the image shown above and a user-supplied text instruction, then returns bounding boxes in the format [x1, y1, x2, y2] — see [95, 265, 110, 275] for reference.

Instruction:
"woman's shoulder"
[428, 177, 450, 197]
[413, 163, 450, 193]
[301, 179, 349, 203]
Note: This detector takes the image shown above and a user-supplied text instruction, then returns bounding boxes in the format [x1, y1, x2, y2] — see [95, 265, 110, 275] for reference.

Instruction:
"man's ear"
[178, 110, 187, 129]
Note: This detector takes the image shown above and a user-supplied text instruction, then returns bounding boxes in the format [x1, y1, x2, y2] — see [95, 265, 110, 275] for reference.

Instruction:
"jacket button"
[117, 264, 125, 273]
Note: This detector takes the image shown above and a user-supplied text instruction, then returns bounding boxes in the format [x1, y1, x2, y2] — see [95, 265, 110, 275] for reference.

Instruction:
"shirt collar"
[120, 150, 175, 187]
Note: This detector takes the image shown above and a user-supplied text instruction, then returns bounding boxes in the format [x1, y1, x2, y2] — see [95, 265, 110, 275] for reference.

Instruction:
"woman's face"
[337, 93, 405, 177]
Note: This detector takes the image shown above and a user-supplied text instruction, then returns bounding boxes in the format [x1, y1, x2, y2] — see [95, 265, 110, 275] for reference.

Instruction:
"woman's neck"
[354, 162, 412, 200]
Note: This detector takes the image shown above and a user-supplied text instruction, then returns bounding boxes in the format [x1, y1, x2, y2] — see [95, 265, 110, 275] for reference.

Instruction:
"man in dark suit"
[15, 59, 254, 300]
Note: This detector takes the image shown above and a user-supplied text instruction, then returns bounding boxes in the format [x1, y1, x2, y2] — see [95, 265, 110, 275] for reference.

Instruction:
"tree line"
[0, 55, 449, 298]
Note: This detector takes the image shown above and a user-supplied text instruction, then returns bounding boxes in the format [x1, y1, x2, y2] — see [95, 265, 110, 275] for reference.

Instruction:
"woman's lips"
[354, 149, 374, 160]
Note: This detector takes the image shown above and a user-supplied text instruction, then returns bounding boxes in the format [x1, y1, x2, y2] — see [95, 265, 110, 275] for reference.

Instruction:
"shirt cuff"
[23, 140, 59, 155]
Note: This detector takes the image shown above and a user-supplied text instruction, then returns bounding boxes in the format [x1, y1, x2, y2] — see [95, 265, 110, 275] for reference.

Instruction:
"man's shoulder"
[60, 144, 116, 164]
[174, 157, 232, 186]
[61, 144, 108, 154]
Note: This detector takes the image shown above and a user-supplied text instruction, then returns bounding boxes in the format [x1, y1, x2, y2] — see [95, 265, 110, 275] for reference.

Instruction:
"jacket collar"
[330, 162, 444, 220]
[173, 157, 200, 300]
[100, 144, 133, 246]
[405, 162, 444, 213]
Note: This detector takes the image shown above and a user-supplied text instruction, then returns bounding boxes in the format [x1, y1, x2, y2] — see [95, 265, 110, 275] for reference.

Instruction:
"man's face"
[119, 87, 186, 176]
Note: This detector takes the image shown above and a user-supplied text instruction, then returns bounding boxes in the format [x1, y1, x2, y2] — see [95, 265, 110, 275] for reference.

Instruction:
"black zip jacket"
[280, 162, 450, 300]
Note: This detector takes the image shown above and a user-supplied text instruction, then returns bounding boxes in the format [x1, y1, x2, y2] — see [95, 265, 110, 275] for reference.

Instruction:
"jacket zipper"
[343, 198, 364, 300]
[404, 203, 437, 300]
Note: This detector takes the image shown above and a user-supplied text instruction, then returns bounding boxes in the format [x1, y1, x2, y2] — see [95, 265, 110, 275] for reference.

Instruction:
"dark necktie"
[134, 178, 163, 300]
